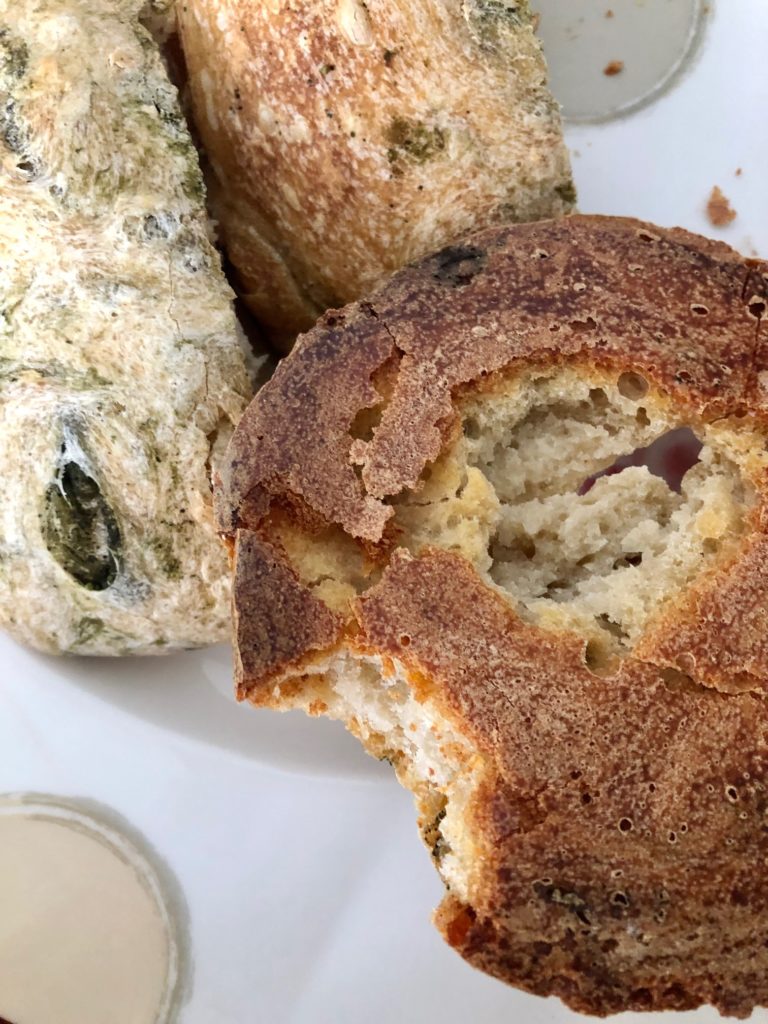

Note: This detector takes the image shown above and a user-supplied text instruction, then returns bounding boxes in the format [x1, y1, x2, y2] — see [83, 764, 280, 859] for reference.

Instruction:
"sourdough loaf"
[218, 216, 768, 1015]
[177, 0, 574, 344]
[0, 0, 252, 653]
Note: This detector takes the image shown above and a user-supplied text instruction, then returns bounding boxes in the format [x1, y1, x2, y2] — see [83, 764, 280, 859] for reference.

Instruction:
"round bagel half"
[217, 215, 768, 1017]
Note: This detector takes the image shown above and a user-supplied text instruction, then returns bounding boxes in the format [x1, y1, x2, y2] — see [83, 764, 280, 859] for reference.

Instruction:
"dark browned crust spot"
[218, 216, 768, 1015]
[232, 530, 342, 698]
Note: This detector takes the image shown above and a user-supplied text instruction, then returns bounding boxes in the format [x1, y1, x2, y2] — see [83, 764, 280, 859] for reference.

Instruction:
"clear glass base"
[0, 795, 185, 1024]
[536, 0, 708, 123]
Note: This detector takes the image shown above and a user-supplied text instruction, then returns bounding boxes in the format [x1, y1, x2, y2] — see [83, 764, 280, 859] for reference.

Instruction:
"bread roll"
[177, 0, 574, 344]
[217, 216, 768, 1015]
[0, 0, 252, 654]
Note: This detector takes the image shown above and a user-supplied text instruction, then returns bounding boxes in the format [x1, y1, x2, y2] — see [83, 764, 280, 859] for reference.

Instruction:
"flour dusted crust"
[0, 0, 252, 654]
[219, 216, 768, 1016]
[177, 0, 574, 343]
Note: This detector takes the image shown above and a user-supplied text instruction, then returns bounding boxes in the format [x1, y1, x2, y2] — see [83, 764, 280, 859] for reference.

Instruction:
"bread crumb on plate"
[707, 185, 737, 227]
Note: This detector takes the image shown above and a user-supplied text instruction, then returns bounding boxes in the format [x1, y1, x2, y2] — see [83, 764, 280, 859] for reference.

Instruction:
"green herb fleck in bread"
[0, 0, 252, 654]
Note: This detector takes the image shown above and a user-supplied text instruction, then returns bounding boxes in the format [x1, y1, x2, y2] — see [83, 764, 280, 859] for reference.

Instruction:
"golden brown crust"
[357, 548, 768, 1018]
[232, 530, 343, 696]
[177, 0, 574, 340]
[220, 215, 768, 541]
[636, 532, 768, 694]
[218, 215, 768, 1015]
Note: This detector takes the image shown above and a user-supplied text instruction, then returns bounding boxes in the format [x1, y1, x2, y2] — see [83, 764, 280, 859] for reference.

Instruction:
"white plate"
[2, 2, 768, 1020]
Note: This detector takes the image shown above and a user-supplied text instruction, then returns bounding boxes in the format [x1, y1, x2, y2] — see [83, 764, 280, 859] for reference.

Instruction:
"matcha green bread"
[0, 0, 252, 653]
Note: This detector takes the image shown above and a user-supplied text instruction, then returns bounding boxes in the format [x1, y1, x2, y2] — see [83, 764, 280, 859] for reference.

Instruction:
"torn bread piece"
[0, 0, 253, 654]
[218, 216, 768, 1016]
[177, 0, 574, 344]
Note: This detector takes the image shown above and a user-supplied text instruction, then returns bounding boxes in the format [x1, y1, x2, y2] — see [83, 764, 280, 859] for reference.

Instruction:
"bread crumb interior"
[394, 369, 756, 665]
[285, 652, 478, 900]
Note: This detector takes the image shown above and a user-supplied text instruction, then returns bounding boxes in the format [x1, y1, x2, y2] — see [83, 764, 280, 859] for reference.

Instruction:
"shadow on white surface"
[4, 635, 387, 782]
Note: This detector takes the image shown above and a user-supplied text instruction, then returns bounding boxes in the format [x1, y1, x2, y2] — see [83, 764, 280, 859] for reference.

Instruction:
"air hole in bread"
[617, 371, 649, 400]
[349, 351, 403, 447]
[570, 316, 598, 333]
[350, 401, 385, 443]
[660, 667, 705, 694]
[16, 158, 38, 178]
[393, 368, 756, 661]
